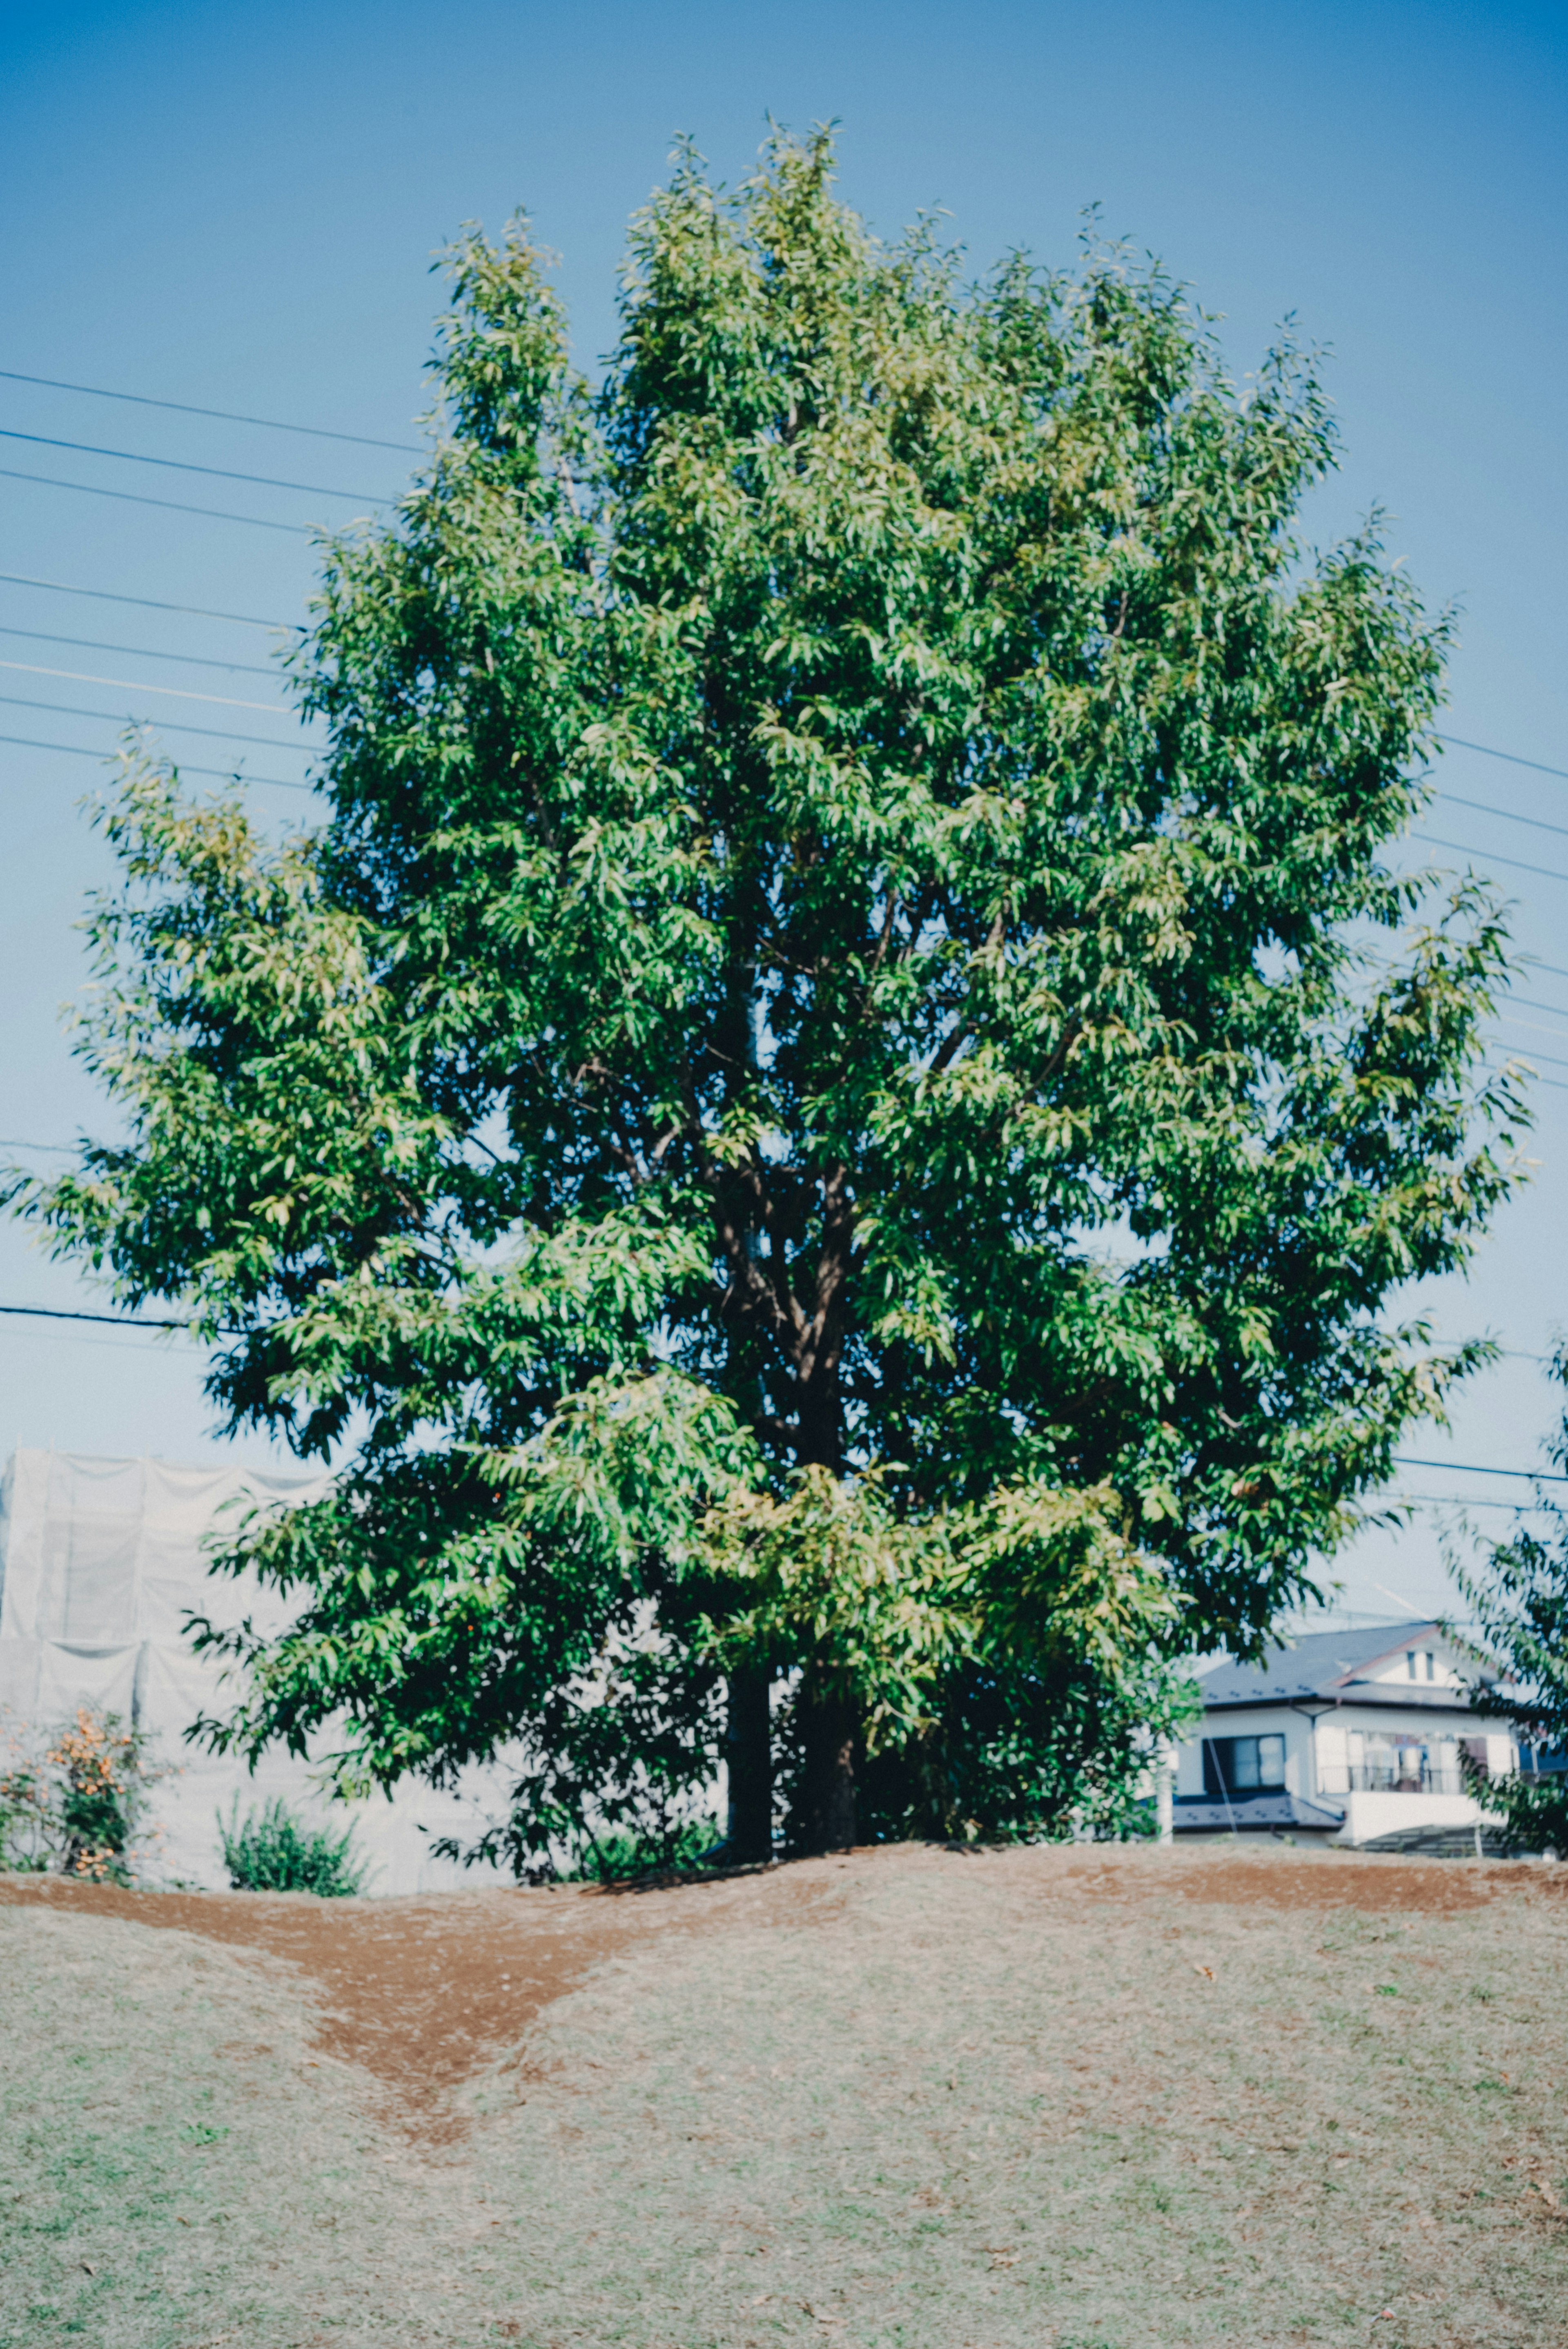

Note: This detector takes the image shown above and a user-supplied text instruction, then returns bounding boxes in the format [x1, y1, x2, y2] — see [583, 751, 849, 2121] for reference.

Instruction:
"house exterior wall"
[1174, 1680, 1519, 1843]
[1335, 1787, 1496, 1842]
[1174, 1704, 1317, 1799]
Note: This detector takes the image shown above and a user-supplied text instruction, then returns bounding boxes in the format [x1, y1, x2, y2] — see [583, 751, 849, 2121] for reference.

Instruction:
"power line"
[1499, 1011, 1568, 1048]
[1490, 1030, 1568, 1074]
[0, 1300, 197, 1331]
[1394, 1454, 1568, 1484]
[0, 466, 313, 535]
[0, 572, 298, 630]
[1414, 834, 1568, 887]
[0, 694, 315, 759]
[1485, 1053, 1568, 1094]
[0, 624, 280, 677]
[1436, 790, 1568, 843]
[0, 427, 389, 506]
[0, 659, 294, 714]
[0, 367, 423, 455]
[1437, 733, 1568, 785]
[1393, 1492, 1554, 1511]
[0, 732, 311, 791]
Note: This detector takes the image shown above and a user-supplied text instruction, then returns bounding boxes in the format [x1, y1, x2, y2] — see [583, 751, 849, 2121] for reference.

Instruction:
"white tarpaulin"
[0, 1448, 512, 1893]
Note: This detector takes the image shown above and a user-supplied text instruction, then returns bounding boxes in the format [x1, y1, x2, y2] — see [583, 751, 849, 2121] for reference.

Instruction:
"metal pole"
[1202, 1736, 1239, 1835]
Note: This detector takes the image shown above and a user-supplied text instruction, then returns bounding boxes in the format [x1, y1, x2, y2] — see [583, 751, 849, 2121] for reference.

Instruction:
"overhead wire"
[1435, 791, 1568, 842]
[1497, 1010, 1568, 1046]
[0, 572, 298, 629]
[0, 367, 423, 454]
[1507, 994, 1568, 1022]
[0, 732, 311, 791]
[0, 466, 314, 534]
[1437, 733, 1568, 784]
[1394, 1454, 1568, 1484]
[0, 659, 294, 713]
[0, 694, 315, 758]
[0, 624, 281, 676]
[0, 428, 390, 504]
[1414, 834, 1568, 887]
[1480, 1050, 1568, 1093]
[0, 1301, 202, 1331]
[1392, 1492, 1556, 1511]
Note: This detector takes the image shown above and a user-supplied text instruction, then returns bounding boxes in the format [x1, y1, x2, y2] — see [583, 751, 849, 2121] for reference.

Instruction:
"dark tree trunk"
[709, 1142, 858, 1860]
[724, 1668, 773, 1863]
[793, 1680, 858, 1852]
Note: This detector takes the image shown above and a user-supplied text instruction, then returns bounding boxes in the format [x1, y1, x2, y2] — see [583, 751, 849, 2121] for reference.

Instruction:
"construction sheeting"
[0, 1449, 512, 1894]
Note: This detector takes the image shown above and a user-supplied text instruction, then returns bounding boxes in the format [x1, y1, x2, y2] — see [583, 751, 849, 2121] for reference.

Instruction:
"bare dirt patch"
[0, 1861, 832, 2129]
[946, 1838, 1566, 1916]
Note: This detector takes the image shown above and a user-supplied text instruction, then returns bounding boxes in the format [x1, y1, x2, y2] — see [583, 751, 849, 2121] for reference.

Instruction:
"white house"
[0, 1447, 517, 1892]
[1172, 1620, 1519, 1847]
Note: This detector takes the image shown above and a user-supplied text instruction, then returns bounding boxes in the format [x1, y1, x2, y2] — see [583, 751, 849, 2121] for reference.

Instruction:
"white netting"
[0, 1449, 512, 1892]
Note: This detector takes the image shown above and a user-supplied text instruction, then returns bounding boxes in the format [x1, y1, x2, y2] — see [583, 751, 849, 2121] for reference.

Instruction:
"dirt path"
[0, 1859, 832, 2130]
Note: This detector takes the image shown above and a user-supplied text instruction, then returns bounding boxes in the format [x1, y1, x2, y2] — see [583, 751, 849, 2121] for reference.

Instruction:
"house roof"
[1173, 1789, 1346, 1833]
[1196, 1621, 1489, 1714]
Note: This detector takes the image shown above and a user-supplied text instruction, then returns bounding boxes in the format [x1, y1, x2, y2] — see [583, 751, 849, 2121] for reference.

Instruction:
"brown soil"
[0, 1859, 831, 2132]
[2, 1841, 1559, 2133]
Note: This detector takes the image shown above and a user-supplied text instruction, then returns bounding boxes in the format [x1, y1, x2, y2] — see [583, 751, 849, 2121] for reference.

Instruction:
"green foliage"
[7, 131, 1523, 1861]
[557, 1817, 721, 1883]
[218, 1796, 369, 1896]
[0, 1709, 165, 1883]
[1477, 1770, 1568, 1857]
[1452, 1351, 1568, 1853]
[702, 1465, 1200, 1844]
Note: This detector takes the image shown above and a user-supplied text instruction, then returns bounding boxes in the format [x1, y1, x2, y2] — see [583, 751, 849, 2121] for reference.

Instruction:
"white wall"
[1174, 1704, 1315, 1799]
[1336, 1787, 1501, 1843]
[0, 1448, 517, 1893]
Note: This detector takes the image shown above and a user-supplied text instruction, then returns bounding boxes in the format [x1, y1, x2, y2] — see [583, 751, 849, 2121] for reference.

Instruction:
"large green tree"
[16, 134, 1522, 1862]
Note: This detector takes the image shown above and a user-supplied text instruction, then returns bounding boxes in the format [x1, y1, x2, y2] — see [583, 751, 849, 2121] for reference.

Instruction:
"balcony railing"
[1316, 1764, 1467, 1796]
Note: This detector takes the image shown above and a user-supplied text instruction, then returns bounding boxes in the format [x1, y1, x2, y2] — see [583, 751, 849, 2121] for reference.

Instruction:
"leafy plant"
[560, 1818, 721, 1883]
[218, 1796, 369, 1897]
[0, 1707, 167, 1882]
[1452, 1362, 1568, 1852]
[9, 129, 1521, 1864]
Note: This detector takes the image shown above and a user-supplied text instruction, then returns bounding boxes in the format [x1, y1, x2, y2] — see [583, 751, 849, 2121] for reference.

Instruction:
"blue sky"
[0, 0, 1564, 1623]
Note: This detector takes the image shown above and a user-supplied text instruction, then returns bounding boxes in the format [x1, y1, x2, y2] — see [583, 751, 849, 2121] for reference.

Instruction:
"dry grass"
[2, 1845, 1566, 2348]
[0, 1902, 478, 2347]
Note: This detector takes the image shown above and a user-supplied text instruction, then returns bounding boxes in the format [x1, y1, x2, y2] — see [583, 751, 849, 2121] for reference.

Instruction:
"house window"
[1407, 1651, 1418, 1679]
[1204, 1734, 1286, 1797]
[1425, 1652, 1436, 1681]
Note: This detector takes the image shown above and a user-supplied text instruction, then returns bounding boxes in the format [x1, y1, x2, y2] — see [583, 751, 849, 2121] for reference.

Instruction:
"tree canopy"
[13, 131, 1523, 1863]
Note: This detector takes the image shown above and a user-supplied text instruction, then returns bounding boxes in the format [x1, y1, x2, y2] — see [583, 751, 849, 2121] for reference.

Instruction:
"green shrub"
[564, 1818, 721, 1882]
[218, 1796, 368, 1897]
[0, 1707, 166, 1882]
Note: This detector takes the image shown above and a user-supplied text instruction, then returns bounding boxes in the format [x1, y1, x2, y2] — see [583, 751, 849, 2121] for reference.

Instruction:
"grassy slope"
[0, 1903, 474, 2348]
[3, 1849, 1566, 2349]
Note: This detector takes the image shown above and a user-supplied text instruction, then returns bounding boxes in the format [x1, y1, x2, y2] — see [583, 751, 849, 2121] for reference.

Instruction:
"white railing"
[1316, 1764, 1467, 1796]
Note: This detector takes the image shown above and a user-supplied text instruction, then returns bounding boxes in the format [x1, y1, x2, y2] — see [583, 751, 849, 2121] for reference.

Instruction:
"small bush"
[564, 1817, 721, 1882]
[0, 1707, 167, 1882]
[219, 1797, 368, 1897]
